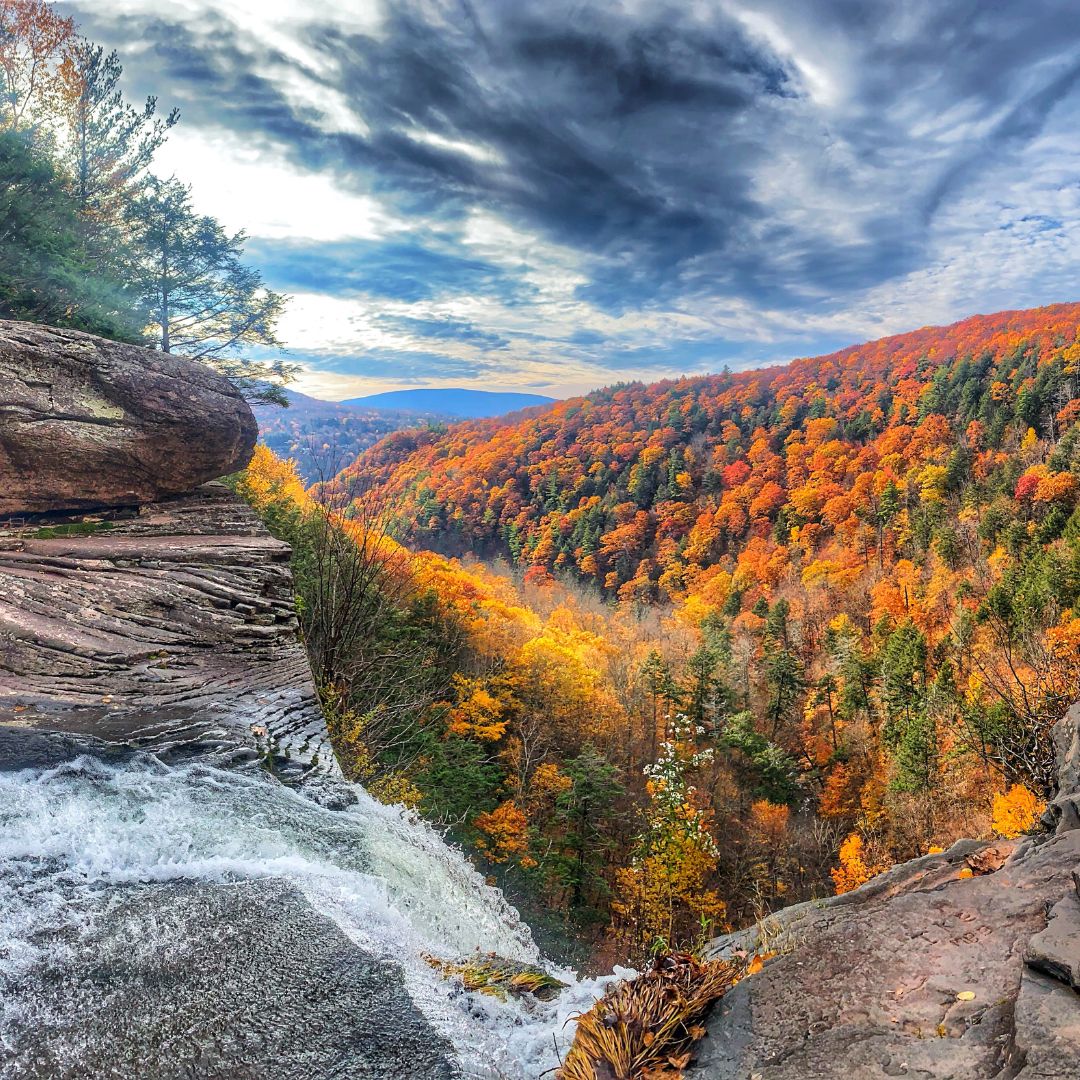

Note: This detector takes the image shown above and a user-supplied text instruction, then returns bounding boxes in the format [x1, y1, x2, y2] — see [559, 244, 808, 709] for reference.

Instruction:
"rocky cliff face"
[0, 321, 256, 515]
[0, 482, 343, 800]
[0, 324, 467, 1078]
[696, 702, 1080, 1080]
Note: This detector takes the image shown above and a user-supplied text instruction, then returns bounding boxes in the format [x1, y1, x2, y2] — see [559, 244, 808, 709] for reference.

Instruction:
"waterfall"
[0, 752, 630, 1078]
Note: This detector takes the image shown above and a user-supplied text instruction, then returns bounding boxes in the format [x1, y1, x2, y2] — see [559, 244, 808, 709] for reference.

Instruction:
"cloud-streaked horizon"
[61, 0, 1080, 400]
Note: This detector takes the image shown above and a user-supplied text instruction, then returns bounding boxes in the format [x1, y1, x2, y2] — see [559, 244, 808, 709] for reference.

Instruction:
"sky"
[59, 0, 1080, 401]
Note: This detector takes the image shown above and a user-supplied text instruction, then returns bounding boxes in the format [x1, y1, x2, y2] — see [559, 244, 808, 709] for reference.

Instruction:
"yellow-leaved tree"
[831, 832, 888, 895]
[991, 784, 1046, 839]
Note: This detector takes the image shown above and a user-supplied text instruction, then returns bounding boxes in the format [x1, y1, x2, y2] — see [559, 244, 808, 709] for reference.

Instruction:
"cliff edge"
[696, 701, 1080, 1079]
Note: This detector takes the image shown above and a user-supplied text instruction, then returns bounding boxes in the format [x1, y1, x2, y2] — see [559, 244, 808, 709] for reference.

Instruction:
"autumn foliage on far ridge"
[339, 304, 1080, 795]
[245, 303, 1080, 962]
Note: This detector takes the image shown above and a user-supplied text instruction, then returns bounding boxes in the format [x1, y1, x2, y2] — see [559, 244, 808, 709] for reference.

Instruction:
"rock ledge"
[0, 321, 257, 515]
[0, 482, 344, 802]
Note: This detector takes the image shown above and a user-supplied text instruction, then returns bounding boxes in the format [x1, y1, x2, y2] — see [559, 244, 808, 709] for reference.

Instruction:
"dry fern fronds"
[558, 952, 744, 1080]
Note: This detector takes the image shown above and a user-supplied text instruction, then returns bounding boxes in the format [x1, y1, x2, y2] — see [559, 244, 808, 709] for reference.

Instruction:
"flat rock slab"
[0, 483, 343, 802]
[1, 877, 461, 1080]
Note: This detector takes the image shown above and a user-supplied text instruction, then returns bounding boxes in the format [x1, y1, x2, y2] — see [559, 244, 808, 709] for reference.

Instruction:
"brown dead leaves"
[558, 951, 747, 1080]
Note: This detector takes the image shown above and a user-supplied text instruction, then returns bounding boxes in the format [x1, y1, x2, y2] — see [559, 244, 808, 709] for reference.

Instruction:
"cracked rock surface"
[5, 878, 460, 1080]
[695, 702, 1080, 1079]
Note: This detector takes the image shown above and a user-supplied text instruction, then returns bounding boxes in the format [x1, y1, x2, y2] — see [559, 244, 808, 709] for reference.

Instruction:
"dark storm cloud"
[376, 315, 509, 351]
[64, 10, 312, 148]
[312, 4, 790, 304]
[65, 1, 791, 300]
[63, 0, 1080, 383]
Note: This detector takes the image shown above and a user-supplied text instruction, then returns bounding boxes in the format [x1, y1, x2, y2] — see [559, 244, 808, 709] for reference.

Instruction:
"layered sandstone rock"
[0, 321, 256, 516]
[0, 483, 343, 803]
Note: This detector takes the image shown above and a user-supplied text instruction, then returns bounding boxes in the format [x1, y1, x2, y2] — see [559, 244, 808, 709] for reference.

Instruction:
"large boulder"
[0, 321, 257, 515]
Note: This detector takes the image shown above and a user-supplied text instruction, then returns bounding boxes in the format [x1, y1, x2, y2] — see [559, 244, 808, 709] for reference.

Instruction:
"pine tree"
[640, 650, 678, 757]
[0, 127, 139, 337]
[59, 40, 178, 231]
[553, 747, 624, 912]
[125, 176, 293, 403]
[762, 600, 803, 737]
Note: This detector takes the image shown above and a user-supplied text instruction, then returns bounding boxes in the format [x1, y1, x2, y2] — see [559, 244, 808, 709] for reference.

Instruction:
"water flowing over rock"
[694, 701, 1080, 1080]
[0, 483, 612, 1079]
[0, 321, 256, 516]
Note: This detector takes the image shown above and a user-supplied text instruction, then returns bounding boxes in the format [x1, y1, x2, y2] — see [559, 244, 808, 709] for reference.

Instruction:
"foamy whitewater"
[0, 754, 630, 1078]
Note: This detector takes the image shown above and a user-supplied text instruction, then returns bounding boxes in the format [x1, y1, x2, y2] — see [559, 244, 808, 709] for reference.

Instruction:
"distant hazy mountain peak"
[339, 387, 557, 418]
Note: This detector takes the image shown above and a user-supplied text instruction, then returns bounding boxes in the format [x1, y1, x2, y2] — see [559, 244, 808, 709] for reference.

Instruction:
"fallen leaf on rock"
[966, 843, 1014, 875]
[956, 991, 976, 1001]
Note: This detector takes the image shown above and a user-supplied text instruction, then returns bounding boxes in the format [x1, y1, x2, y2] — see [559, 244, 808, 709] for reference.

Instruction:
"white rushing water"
[0, 754, 629, 1078]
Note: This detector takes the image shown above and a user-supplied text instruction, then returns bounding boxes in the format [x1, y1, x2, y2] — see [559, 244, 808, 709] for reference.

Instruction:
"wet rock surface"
[0, 483, 467, 1079]
[0, 321, 256, 515]
[694, 703, 1080, 1080]
[4, 877, 461, 1080]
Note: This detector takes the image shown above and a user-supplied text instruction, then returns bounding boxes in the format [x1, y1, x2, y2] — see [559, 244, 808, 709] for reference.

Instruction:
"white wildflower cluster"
[641, 714, 719, 858]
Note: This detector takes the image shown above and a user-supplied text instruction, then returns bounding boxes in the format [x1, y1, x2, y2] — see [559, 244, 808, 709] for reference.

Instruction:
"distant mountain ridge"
[339, 387, 557, 418]
[253, 388, 452, 484]
[256, 387, 446, 419]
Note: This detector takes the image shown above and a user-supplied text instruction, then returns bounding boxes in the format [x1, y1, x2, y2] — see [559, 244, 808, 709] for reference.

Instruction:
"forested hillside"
[347, 306, 1080, 607]
[242, 304, 1080, 962]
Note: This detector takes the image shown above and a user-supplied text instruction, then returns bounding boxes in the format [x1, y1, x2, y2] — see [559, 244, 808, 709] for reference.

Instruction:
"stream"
[0, 751, 629, 1078]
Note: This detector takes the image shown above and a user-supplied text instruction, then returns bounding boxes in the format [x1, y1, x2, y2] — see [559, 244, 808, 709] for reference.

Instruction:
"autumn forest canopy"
[244, 304, 1080, 963]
